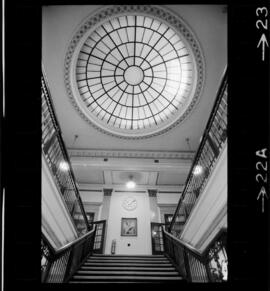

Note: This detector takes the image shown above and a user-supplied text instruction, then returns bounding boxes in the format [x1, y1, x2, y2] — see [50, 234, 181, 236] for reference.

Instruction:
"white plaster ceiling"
[71, 155, 192, 188]
[42, 5, 227, 188]
[73, 168, 187, 187]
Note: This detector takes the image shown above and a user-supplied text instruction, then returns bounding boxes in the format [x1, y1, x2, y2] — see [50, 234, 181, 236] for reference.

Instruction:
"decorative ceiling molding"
[158, 191, 182, 194]
[68, 148, 195, 160]
[158, 203, 178, 207]
[79, 189, 103, 192]
[64, 5, 205, 140]
[78, 183, 184, 192]
[148, 189, 157, 197]
[103, 188, 113, 196]
[114, 190, 146, 193]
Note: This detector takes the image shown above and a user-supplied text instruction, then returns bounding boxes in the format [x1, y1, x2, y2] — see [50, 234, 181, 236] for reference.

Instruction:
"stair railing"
[169, 69, 227, 237]
[41, 226, 96, 283]
[163, 227, 227, 282]
[42, 69, 90, 235]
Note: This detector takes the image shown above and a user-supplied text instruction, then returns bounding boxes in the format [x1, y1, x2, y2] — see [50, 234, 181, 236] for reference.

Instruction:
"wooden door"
[92, 220, 106, 254]
[151, 223, 164, 255]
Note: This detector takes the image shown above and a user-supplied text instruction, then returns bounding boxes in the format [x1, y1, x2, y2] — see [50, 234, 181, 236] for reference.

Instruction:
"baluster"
[194, 259, 199, 282]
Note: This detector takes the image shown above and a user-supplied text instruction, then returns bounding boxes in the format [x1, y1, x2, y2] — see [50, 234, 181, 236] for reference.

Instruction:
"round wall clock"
[122, 196, 137, 211]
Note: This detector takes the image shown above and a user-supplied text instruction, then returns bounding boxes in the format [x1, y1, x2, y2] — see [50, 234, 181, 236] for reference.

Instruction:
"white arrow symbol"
[257, 186, 268, 213]
[257, 34, 269, 61]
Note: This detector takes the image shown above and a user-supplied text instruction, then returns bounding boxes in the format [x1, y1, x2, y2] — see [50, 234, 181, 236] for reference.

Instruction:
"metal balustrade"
[163, 227, 227, 282]
[41, 228, 96, 283]
[42, 71, 90, 235]
[169, 69, 227, 238]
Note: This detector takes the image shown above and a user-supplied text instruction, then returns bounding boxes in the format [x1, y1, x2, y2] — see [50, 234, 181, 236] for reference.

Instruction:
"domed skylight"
[65, 6, 204, 139]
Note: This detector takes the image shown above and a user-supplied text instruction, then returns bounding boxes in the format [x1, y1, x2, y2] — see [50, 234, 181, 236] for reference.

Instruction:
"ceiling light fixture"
[126, 176, 136, 189]
[59, 161, 69, 172]
[193, 165, 203, 176]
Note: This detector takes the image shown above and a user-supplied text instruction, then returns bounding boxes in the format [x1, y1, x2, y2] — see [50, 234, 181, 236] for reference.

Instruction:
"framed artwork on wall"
[121, 218, 137, 236]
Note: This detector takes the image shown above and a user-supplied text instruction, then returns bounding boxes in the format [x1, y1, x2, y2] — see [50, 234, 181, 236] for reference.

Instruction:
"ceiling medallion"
[65, 5, 205, 139]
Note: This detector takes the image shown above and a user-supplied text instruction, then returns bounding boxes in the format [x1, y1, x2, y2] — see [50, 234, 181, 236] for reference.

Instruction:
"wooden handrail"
[43, 226, 96, 257]
[163, 226, 227, 260]
[162, 226, 202, 258]
[162, 226, 227, 282]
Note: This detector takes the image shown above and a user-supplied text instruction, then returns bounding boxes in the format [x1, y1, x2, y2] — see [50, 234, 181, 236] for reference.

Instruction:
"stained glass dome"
[65, 5, 204, 139]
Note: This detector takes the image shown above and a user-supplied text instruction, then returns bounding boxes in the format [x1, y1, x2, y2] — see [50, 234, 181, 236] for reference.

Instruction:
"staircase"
[69, 254, 183, 283]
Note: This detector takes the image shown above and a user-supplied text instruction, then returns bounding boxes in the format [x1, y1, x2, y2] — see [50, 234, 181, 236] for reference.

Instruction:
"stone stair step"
[71, 275, 183, 281]
[86, 260, 170, 264]
[81, 266, 176, 271]
[77, 270, 179, 276]
[70, 281, 179, 284]
[83, 262, 173, 267]
[69, 255, 182, 283]
[92, 254, 164, 258]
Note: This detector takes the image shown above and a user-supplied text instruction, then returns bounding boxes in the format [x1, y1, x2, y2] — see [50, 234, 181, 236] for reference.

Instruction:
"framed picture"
[121, 218, 137, 236]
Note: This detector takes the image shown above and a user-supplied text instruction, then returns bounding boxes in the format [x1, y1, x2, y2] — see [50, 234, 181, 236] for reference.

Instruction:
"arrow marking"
[257, 186, 268, 213]
[257, 34, 269, 61]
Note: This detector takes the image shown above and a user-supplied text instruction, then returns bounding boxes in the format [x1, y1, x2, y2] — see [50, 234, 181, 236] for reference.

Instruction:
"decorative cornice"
[68, 148, 195, 160]
[79, 189, 103, 192]
[158, 191, 182, 194]
[114, 190, 146, 193]
[103, 188, 113, 196]
[78, 183, 184, 192]
[148, 189, 157, 197]
[64, 5, 205, 140]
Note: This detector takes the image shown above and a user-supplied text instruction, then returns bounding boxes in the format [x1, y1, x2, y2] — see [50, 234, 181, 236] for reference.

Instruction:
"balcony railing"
[41, 227, 96, 283]
[163, 227, 227, 282]
[169, 69, 227, 238]
[42, 71, 90, 235]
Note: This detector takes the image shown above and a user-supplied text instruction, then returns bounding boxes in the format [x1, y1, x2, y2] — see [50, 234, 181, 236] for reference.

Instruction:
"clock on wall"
[122, 197, 137, 211]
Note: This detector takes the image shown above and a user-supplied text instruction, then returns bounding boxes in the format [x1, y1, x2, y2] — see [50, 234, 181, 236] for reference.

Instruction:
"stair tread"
[77, 270, 179, 275]
[92, 254, 166, 258]
[72, 275, 182, 281]
[81, 266, 175, 271]
[84, 263, 173, 267]
[91, 255, 167, 260]
[69, 254, 182, 283]
[87, 260, 170, 263]
[70, 281, 181, 284]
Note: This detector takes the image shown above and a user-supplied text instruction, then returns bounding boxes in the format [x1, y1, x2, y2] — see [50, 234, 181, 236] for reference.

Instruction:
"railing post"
[183, 248, 192, 282]
[90, 225, 97, 255]
[42, 258, 52, 283]
[63, 248, 74, 283]
[205, 260, 213, 282]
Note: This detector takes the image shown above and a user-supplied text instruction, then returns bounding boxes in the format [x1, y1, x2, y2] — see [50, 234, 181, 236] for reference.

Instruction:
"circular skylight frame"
[65, 5, 205, 139]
